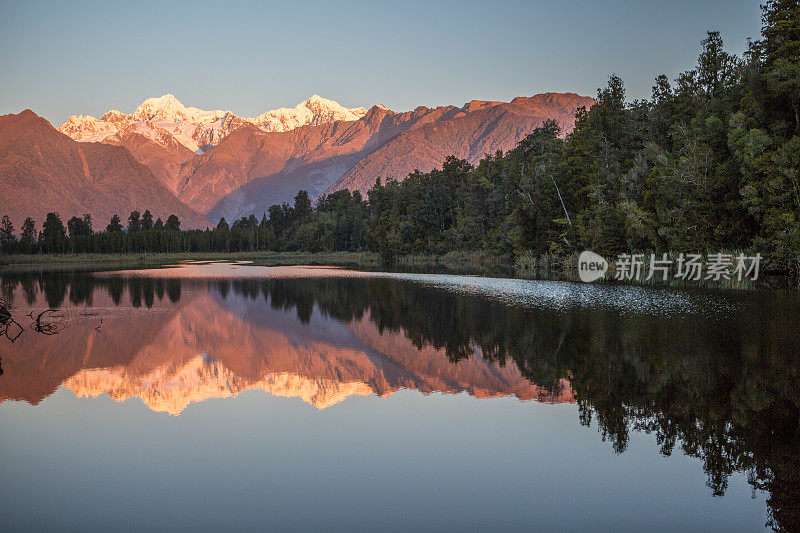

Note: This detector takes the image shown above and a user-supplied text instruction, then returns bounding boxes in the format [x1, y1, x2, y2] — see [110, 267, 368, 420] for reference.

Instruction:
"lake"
[1, 263, 798, 531]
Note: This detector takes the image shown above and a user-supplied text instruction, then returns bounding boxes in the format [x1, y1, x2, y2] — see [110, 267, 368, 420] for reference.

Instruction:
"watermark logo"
[578, 250, 608, 282]
[576, 251, 762, 283]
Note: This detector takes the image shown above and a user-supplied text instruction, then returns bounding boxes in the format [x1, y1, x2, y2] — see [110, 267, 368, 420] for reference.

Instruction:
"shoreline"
[0, 251, 795, 291]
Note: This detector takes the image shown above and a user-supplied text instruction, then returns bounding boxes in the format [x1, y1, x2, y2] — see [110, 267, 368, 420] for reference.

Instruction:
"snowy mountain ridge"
[58, 94, 369, 153]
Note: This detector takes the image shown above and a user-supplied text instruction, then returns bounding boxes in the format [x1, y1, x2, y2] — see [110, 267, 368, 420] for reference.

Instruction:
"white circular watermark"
[578, 251, 608, 282]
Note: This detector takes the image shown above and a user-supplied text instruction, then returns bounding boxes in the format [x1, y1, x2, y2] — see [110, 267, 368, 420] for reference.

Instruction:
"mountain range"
[0, 110, 207, 229]
[1, 92, 593, 228]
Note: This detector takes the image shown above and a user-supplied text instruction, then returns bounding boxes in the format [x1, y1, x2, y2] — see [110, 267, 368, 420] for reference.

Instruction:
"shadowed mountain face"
[0, 111, 208, 229]
[1, 266, 798, 530]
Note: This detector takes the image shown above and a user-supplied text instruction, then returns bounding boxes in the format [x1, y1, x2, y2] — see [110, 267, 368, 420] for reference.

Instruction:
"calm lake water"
[1, 263, 798, 531]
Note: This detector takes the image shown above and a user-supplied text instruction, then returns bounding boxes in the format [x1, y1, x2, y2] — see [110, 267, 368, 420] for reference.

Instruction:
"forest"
[1, 1, 798, 273]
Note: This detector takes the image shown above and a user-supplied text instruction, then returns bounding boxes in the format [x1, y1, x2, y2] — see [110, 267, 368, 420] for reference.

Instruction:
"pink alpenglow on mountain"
[2, 92, 594, 226]
[0, 110, 208, 229]
[59, 94, 369, 154]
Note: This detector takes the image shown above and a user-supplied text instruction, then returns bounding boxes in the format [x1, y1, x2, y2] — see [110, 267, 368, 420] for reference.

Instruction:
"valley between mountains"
[2, 93, 593, 228]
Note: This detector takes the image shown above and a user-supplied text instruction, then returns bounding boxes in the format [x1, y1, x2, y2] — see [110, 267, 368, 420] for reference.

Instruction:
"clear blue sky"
[1, 0, 763, 125]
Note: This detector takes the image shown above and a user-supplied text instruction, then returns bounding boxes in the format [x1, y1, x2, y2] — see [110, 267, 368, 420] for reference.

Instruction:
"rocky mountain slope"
[57, 94, 372, 204]
[173, 93, 594, 222]
[6, 92, 593, 226]
[175, 103, 467, 220]
[0, 110, 208, 229]
[101, 121, 197, 193]
[327, 93, 595, 197]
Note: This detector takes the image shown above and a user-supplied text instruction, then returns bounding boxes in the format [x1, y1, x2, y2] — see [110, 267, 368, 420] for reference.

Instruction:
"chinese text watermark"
[578, 252, 762, 283]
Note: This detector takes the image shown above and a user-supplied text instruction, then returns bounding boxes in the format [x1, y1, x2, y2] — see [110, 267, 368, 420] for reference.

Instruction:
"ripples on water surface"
[1, 263, 798, 531]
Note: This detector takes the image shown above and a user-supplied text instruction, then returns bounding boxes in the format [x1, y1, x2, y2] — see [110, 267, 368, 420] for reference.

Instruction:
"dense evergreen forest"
[2, 1, 798, 273]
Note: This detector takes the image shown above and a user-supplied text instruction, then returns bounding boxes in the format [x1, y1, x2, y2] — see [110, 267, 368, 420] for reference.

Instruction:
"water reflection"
[0, 265, 799, 530]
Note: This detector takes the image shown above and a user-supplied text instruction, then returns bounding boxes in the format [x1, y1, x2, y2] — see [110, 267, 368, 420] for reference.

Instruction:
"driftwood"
[28, 309, 67, 336]
[0, 298, 23, 343]
[1, 300, 92, 344]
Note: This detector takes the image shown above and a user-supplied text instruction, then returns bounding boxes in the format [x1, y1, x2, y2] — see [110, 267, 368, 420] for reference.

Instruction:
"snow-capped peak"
[100, 109, 129, 123]
[59, 94, 371, 152]
[305, 94, 346, 111]
[58, 114, 118, 142]
[250, 95, 367, 132]
[131, 94, 228, 124]
[305, 94, 367, 118]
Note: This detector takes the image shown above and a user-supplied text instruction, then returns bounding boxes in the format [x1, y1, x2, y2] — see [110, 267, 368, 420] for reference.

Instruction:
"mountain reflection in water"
[0, 263, 799, 530]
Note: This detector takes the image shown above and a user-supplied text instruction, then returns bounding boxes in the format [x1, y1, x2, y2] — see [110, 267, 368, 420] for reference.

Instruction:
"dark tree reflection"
[166, 279, 181, 303]
[224, 276, 800, 531]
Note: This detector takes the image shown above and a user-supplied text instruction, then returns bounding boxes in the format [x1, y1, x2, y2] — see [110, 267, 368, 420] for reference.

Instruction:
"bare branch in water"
[28, 309, 67, 336]
[0, 298, 24, 343]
